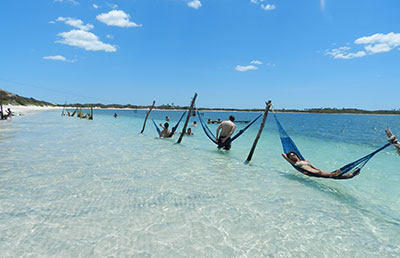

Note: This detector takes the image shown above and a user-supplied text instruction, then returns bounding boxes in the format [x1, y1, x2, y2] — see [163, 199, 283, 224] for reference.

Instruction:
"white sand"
[1, 105, 62, 116]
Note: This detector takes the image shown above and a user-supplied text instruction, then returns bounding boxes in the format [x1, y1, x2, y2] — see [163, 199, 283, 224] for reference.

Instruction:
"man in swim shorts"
[216, 115, 236, 150]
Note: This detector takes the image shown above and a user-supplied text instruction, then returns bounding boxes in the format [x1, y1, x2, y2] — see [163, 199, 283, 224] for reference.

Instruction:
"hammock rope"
[273, 112, 392, 178]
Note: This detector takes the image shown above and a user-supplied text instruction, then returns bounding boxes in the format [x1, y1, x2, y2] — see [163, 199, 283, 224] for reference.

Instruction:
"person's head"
[164, 122, 169, 129]
[193, 121, 197, 124]
[287, 152, 300, 162]
[229, 115, 235, 122]
[187, 128, 192, 133]
[208, 119, 211, 121]
[217, 118, 221, 121]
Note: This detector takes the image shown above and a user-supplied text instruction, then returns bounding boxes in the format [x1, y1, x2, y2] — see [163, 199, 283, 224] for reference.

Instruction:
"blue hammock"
[152, 111, 186, 137]
[197, 111, 262, 147]
[273, 113, 391, 179]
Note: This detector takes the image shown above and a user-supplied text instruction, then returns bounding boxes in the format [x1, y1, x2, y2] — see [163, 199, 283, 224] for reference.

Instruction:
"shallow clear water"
[0, 110, 399, 257]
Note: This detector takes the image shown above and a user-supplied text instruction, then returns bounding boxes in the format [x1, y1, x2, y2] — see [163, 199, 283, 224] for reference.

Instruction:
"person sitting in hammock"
[282, 152, 360, 179]
[159, 122, 173, 138]
[216, 115, 236, 150]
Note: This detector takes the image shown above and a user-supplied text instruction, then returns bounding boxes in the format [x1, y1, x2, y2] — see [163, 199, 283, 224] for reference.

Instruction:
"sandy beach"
[2, 105, 62, 117]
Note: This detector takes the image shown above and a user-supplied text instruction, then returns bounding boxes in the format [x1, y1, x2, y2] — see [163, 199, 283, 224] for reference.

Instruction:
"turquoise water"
[0, 109, 399, 257]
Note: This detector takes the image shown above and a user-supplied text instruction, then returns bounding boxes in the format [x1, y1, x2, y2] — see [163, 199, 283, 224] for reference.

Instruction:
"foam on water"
[0, 110, 399, 257]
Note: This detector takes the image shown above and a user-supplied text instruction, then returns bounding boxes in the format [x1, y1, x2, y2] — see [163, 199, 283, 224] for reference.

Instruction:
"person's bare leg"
[330, 169, 342, 177]
[338, 168, 360, 179]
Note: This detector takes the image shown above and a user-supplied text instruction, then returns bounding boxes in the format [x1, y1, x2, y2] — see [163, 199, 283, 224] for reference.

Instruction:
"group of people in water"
[64, 108, 93, 120]
[159, 114, 236, 151]
[208, 118, 222, 124]
[158, 116, 196, 138]
[157, 113, 370, 179]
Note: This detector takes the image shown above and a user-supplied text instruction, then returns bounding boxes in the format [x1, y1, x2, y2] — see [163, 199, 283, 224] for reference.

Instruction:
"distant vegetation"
[64, 104, 400, 115]
[1, 88, 399, 115]
[277, 108, 400, 115]
[0, 89, 55, 106]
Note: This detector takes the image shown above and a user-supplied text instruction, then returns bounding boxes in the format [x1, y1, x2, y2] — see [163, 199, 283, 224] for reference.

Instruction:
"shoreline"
[3, 105, 400, 117]
[2, 105, 62, 117]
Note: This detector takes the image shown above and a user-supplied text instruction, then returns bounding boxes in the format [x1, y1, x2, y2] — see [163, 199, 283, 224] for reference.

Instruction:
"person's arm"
[226, 124, 236, 138]
[159, 123, 165, 130]
[216, 124, 222, 140]
[281, 153, 296, 165]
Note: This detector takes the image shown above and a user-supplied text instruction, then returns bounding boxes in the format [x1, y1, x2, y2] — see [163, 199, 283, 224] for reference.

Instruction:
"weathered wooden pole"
[245, 100, 272, 164]
[140, 100, 156, 134]
[88, 106, 93, 120]
[177, 93, 198, 144]
[385, 127, 400, 155]
[0, 104, 3, 120]
[61, 102, 67, 116]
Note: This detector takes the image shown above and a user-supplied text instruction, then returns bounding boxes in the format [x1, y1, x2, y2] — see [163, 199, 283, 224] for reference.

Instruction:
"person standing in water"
[5, 108, 12, 119]
[216, 115, 236, 150]
[0, 105, 4, 120]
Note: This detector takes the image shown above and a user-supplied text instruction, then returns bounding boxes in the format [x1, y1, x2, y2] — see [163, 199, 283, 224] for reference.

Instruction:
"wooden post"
[245, 100, 272, 164]
[0, 104, 3, 120]
[61, 102, 66, 116]
[385, 127, 400, 155]
[177, 93, 198, 144]
[140, 100, 156, 134]
[89, 106, 93, 120]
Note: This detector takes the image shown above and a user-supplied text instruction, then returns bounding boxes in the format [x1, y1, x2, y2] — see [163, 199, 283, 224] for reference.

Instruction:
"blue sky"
[1, 0, 399, 110]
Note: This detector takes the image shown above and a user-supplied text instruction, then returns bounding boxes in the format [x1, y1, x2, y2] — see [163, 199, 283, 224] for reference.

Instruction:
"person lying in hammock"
[159, 122, 173, 138]
[282, 152, 360, 179]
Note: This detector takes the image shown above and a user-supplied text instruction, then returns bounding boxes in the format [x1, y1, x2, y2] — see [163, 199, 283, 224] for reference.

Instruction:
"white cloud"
[49, 21, 55, 24]
[235, 65, 258, 72]
[106, 34, 114, 39]
[364, 43, 392, 54]
[261, 4, 275, 11]
[93, 4, 99, 9]
[57, 29, 117, 52]
[334, 51, 366, 59]
[54, 0, 79, 5]
[188, 0, 202, 9]
[250, 60, 263, 65]
[327, 32, 400, 59]
[326, 46, 366, 59]
[236, 60, 266, 71]
[43, 55, 68, 62]
[106, 3, 118, 9]
[56, 17, 94, 31]
[355, 32, 400, 54]
[96, 10, 141, 28]
[250, 0, 276, 11]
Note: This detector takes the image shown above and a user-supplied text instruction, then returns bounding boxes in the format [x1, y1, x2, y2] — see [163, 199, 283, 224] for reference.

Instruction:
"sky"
[1, 0, 400, 110]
